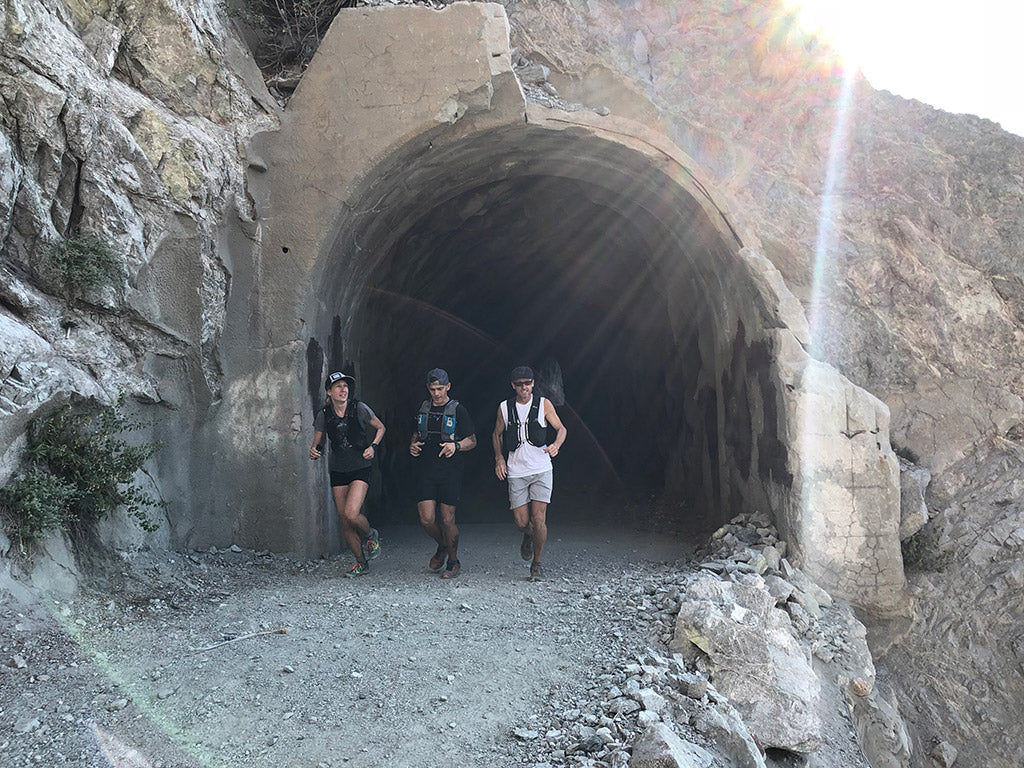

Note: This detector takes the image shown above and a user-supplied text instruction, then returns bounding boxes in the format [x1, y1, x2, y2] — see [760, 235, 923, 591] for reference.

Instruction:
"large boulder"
[670, 573, 822, 752]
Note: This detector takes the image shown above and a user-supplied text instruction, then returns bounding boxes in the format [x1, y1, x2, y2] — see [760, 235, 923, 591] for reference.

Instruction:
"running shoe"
[345, 561, 369, 578]
[529, 561, 544, 582]
[441, 560, 461, 579]
[428, 547, 446, 572]
[520, 528, 533, 561]
[363, 528, 381, 560]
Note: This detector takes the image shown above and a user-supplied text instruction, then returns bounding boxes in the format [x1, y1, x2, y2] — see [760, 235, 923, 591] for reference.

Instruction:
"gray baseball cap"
[426, 368, 450, 385]
[510, 366, 534, 381]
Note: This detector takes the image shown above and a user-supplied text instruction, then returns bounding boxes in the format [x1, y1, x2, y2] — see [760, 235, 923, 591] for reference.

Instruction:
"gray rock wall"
[0, 0, 277, 542]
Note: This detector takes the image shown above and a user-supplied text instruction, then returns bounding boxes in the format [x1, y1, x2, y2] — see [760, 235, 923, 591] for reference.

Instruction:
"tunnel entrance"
[312, 124, 779, 533]
[235, 2, 905, 609]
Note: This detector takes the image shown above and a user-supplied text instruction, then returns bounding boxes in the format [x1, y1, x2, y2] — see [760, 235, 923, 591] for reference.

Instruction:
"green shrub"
[51, 233, 122, 299]
[22, 398, 164, 535]
[0, 468, 77, 544]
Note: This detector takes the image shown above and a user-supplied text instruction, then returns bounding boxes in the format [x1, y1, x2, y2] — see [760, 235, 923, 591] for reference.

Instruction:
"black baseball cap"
[325, 371, 355, 390]
[426, 368, 450, 385]
[510, 366, 534, 381]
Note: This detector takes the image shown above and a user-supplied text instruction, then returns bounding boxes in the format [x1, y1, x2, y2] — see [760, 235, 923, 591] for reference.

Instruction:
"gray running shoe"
[520, 529, 533, 561]
[364, 528, 381, 560]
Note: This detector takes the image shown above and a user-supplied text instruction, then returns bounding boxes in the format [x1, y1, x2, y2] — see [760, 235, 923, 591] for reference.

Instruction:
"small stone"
[9, 655, 28, 669]
[675, 672, 708, 700]
[931, 740, 958, 767]
[230, 544, 243, 553]
[282, 665, 295, 674]
[15, 717, 41, 734]
[850, 678, 872, 697]
[594, 106, 611, 116]
[637, 710, 661, 727]
[513, 727, 540, 740]
[107, 698, 129, 712]
[157, 688, 175, 700]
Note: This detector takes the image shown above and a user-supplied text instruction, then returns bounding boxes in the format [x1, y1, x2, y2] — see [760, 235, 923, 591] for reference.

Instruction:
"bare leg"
[334, 482, 371, 560]
[512, 503, 530, 533]
[529, 500, 548, 563]
[418, 500, 445, 550]
[439, 503, 459, 562]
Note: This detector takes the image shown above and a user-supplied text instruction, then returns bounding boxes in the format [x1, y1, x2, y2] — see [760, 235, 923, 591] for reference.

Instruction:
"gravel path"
[1, 522, 692, 768]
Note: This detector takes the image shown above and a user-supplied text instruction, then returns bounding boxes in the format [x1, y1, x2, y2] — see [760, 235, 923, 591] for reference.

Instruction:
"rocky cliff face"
[1, 0, 276, 557]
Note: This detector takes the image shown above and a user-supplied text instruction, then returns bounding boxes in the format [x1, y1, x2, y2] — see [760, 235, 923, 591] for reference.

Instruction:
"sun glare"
[785, 0, 1024, 137]
[784, 0, 869, 74]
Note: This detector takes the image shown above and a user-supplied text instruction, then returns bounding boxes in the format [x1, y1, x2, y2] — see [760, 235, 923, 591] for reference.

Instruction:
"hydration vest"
[416, 399, 459, 443]
[322, 400, 369, 451]
[502, 396, 549, 455]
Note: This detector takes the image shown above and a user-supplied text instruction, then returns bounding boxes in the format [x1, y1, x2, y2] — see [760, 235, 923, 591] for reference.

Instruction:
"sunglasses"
[512, 380, 533, 387]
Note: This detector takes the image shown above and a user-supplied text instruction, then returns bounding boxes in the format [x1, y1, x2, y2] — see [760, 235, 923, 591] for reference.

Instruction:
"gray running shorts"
[508, 470, 553, 508]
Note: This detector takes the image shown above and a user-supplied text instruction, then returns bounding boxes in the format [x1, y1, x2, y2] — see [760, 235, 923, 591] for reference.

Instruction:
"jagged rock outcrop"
[0, 0, 276, 516]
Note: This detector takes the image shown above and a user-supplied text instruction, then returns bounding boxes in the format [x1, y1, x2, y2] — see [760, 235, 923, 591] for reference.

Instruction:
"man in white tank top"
[492, 366, 567, 581]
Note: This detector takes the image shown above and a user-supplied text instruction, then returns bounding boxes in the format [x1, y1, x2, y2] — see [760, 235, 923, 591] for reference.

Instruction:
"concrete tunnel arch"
[228, 2, 905, 612]
[313, 121, 775, 532]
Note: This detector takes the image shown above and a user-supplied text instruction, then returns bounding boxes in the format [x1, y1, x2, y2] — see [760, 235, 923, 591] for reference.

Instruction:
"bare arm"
[362, 415, 385, 460]
[543, 399, 567, 458]
[440, 432, 477, 458]
[492, 404, 507, 480]
[410, 429, 424, 456]
[309, 430, 324, 460]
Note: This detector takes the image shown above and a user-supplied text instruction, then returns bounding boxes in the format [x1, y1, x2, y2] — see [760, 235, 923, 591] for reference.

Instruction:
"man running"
[410, 368, 476, 579]
[492, 366, 566, 581]
[310, 372, 385, 577]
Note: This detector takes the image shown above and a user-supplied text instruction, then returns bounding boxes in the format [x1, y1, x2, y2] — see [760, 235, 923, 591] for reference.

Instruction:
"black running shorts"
[416, 466, 462, 506]
[330, 467, 371, 487]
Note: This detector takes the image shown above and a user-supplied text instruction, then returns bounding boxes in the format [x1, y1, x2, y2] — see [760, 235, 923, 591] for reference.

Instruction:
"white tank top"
[502, 396, 552, 478]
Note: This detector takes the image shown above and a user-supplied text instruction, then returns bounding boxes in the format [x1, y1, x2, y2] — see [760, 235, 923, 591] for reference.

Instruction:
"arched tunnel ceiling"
[320, 125, 748, 528]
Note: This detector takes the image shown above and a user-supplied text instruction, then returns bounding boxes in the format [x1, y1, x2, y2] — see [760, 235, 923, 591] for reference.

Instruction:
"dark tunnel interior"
[345, 172, 717, 531]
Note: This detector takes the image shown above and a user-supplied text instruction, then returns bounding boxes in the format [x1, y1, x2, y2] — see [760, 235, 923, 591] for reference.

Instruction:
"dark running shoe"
[428, 547, 446, 572]
[345, 561, 369, 578]
[529, 561, 544, 582]
[364, 528, 381, 560]
[519, 529, 533, 561]
[441, 560, 461, 579]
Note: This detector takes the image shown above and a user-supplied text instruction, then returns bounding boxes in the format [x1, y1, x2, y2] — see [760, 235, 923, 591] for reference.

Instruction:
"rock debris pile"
[499, 512, 911, 768]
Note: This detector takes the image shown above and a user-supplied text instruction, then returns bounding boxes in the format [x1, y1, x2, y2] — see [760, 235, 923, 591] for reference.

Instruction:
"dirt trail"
[1, 522, 690, 768]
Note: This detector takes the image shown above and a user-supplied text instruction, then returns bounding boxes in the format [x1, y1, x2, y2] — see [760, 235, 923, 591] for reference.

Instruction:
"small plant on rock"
[20, 397, 164, 537]
[0, 468, 77, 545]
[51, 233, 123, 300]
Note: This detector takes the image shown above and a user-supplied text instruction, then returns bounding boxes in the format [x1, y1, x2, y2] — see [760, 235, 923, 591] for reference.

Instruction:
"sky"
[788, 0, 1024, 137]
